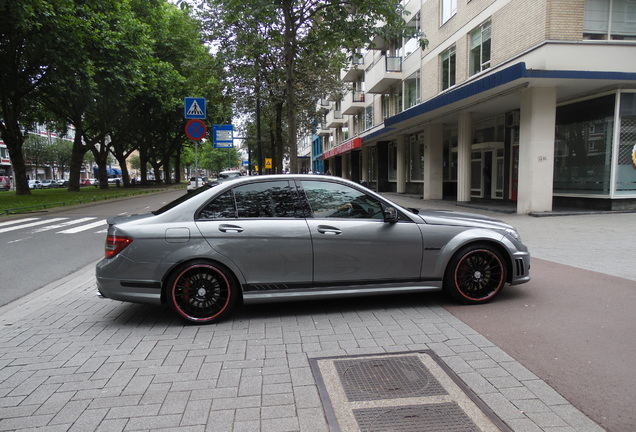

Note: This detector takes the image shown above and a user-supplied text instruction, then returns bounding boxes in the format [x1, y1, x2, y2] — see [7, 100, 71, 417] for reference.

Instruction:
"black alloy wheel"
[168, 261, 237, 324]
[444, 244, 506, 304]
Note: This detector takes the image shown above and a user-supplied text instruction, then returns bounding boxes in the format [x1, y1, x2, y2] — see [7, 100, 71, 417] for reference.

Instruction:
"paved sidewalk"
[3, 195, 630, 432]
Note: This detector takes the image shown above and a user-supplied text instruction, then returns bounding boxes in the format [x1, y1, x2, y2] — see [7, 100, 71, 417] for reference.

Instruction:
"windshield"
[153, 183, 216, 215]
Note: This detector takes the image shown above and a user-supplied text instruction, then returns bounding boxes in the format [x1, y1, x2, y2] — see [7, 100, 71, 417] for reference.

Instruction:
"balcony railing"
[365, 56, 403, 94]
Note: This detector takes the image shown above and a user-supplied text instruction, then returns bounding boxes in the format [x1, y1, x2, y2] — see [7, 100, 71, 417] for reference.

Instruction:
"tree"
[0, 0, 78, 194]
[203, 0, 421, 173]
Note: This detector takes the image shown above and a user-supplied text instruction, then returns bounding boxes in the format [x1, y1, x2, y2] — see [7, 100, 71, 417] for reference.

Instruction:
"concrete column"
[457, 112, 472, 202]
[424, 124, 444, 200]
[396, 135, 407, 194]
[517, 86, 556, 214]
[342, 154, 349, 179]
[361, 147, 369, 183]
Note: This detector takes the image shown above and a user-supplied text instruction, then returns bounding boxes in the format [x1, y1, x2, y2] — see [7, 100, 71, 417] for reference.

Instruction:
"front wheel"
[444, 244, 506, 304]
[167, 261, 238, 324]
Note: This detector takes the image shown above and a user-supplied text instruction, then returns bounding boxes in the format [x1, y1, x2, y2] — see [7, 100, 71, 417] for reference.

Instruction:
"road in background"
[0, 188, 185, 306]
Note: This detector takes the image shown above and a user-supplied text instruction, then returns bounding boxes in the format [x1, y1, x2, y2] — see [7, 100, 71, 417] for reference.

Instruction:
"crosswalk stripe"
[33, 217, 97, 233]
[58, 220, 107, 234]
[0, 218, 39, 228]
[0, 218, 67, 234]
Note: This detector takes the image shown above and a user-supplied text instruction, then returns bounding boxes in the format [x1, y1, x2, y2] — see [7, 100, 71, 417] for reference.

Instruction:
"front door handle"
[219, 224, 244, 233]
[317, 225, 342, 235]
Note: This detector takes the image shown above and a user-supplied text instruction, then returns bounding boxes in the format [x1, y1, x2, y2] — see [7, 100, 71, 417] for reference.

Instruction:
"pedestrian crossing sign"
[184, 97, 206, 119]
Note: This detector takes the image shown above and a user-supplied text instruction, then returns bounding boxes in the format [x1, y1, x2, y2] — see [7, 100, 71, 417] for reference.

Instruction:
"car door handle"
[317, 225, 342, 235]
[219, 224, 244, 233]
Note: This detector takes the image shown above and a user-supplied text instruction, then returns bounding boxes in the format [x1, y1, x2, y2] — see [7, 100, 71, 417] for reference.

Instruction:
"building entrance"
[471, 144, 504, 199]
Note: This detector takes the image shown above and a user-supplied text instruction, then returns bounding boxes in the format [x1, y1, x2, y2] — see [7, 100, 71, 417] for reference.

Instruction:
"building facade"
[317, 0, 636, 213]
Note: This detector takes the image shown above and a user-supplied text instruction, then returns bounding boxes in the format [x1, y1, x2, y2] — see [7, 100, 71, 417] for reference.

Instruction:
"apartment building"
[315, 0, 636, 213]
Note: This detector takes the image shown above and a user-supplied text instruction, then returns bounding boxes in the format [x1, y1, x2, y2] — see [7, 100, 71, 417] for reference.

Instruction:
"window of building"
[404, 12, 421, 57]
[554, 95, 615, 195]
[616, 92, 636, 194]
[441, 45, 456, 90]
[363, 105, 374, 131]
[394, 88, 403, 114]
[404, 71, 421, 109]
[469, 19, 491, 76]
[382, 94, 391, 120]
[442, 0, 457, 24]
[584, 0, 636, 40]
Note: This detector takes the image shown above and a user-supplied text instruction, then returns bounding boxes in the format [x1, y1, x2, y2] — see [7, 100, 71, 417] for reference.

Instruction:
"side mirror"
[383, 206, 399, 223]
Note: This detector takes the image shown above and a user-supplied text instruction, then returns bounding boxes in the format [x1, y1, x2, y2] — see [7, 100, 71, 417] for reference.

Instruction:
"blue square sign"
[184, 97, 206, 119]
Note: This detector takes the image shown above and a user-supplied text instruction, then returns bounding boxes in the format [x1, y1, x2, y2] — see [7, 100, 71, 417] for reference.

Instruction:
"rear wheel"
[444, 244, 506, 304]
[167, 261, 237, 324]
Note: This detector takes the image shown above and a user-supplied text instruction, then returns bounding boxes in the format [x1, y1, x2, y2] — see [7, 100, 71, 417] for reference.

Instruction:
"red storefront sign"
[322, 138, 362, 159]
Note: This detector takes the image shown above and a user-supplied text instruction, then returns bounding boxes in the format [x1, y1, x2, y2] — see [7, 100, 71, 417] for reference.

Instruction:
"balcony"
[341, 53, 365, 82]
[342, 90, 366, 115]
[316, 122, 331, 136]
[326, 110, 345, 128]
[365, 56, 403, 94]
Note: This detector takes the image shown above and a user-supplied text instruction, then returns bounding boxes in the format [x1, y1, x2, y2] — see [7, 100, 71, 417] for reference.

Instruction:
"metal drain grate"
[353, 403, 480, 432]
[334, 355, 447, 401]
[310, 351, 510, 432]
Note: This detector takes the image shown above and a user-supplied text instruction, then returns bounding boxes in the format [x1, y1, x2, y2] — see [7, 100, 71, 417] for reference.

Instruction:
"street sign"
[184, 97, 206, 119]
[265, 158, 272, 169]
[213, 124, 234, 148]
[185, 119, 207, 141]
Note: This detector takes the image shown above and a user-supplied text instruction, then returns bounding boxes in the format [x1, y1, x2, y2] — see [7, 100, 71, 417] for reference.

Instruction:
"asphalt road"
[0, 188, 186, 306]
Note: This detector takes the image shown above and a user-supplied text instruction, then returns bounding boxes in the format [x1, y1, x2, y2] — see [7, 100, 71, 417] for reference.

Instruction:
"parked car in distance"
[107, 177, 122, 186]
[96, 175, 531, 325]
[55, 179, 69, 187]
[81, 178, 97, 186]
[40, 179, 57, 188]
[187, 177, 207, 191]
[216, 170, 242, 182]
[0, 176, 10, 191]
[28, 180, 42, 189]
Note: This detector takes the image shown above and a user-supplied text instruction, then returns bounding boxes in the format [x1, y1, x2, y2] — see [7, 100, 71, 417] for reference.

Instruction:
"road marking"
[33, 217, 97, 233]
[0, 218, 39, 228]
[58, 220, 107, 234]
[0, 218, 67, 234]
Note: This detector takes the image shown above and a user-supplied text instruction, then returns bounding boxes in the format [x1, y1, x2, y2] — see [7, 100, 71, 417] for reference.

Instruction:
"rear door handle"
[219, 224, 244, 233]
[317, 225, 342, 235]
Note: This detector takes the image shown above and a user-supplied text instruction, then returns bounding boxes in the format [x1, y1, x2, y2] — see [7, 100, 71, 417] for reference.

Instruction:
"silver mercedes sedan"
[96, 175, 530, 324]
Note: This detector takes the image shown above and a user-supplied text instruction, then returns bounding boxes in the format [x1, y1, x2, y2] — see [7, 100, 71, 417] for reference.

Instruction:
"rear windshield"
[152, 183, 216, 215]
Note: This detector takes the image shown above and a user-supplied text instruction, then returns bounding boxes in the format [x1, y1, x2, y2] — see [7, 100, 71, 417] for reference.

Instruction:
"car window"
[235, 181, 298, 218]
[198, 190, 237, 219]
[300, 180, 385, 219]
[197, 180, 300, 220]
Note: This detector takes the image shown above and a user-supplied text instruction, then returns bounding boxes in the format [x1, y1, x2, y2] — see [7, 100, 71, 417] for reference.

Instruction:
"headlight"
[504, 228, 522, 242]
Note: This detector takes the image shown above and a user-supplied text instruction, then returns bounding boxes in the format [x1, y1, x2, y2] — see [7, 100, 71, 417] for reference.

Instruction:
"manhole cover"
[335, 355, 447, 401]
[354, 403, 480, 432]
[310, 351, 510, 432]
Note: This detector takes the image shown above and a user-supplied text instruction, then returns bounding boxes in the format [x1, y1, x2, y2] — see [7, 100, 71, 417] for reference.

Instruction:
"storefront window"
[388, 142, 397, 181]
[409, 134, 424, 181]
[443, 126, 458, 181]
[616, 92, 636, 195]
[554, 95, 615, 195]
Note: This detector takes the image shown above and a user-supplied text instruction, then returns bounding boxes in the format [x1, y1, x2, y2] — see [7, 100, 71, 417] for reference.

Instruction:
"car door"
[299, 179, 424, 285]
[195, 179, 313, 287]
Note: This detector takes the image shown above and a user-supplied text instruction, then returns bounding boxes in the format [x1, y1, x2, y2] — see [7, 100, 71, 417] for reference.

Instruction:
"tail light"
[105, 235, 132, 259]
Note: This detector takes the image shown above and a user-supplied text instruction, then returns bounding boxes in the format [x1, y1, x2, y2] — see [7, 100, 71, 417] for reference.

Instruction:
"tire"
[167, 261, 238, 324]
[443, 244, 506, 304]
